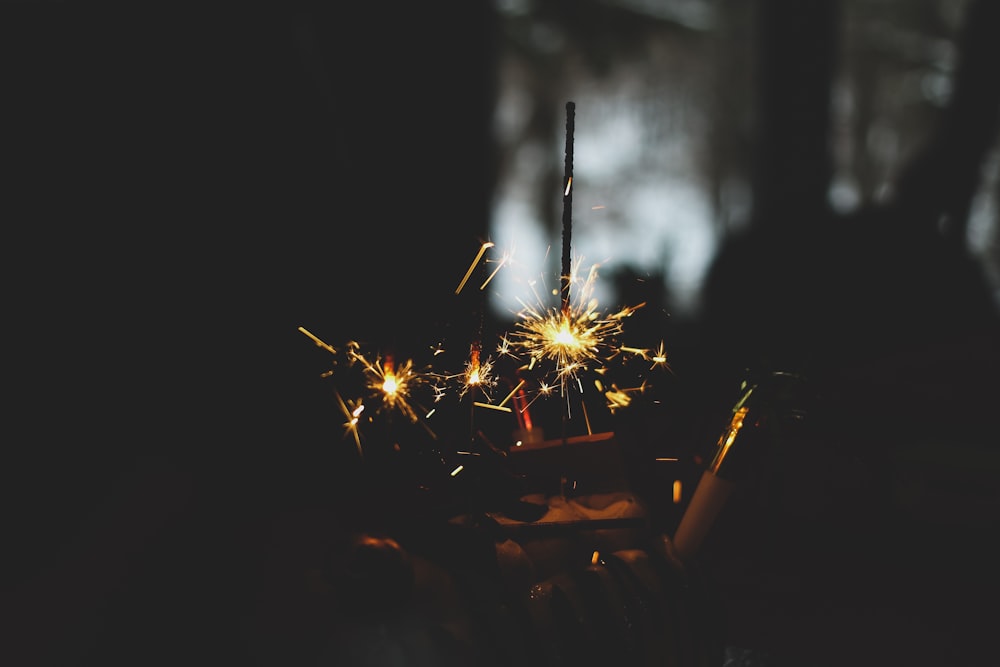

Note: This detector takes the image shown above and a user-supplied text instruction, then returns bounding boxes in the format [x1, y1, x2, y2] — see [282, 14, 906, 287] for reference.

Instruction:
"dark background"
[5, 1, 1000, 665]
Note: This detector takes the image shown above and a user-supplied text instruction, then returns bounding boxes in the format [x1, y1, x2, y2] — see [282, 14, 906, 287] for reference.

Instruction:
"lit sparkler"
[489, 101, 672, 423]
[302, 101, 674, 457]
[502, 258, 649, 403]
[345, 342, 439, 439]
[459, 342, 497, 399]
[299, 328, 441, 450]
[492, 100, 668, 421]
[428, 340, 500, 404]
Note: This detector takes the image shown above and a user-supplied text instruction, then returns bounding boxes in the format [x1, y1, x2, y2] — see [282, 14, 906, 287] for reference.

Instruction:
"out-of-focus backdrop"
[5, 1, 999, 665]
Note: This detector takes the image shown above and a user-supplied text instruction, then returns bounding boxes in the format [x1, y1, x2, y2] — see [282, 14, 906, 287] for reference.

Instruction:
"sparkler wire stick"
[559, 101, 575, 477]
[561, 101, 575, 314]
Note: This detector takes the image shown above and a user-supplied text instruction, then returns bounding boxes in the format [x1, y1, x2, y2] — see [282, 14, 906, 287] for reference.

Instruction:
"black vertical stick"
[561, 101, 575, 313]
[559, 102, 575, 476]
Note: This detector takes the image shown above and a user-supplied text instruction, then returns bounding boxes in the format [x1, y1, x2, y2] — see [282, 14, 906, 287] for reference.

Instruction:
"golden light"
[382, 367, 399, 396]
[503, 260, 656, 408]
[466, 345, 482, 387]
[434, 342, 499, 402]
[331, 342, 437, 440]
